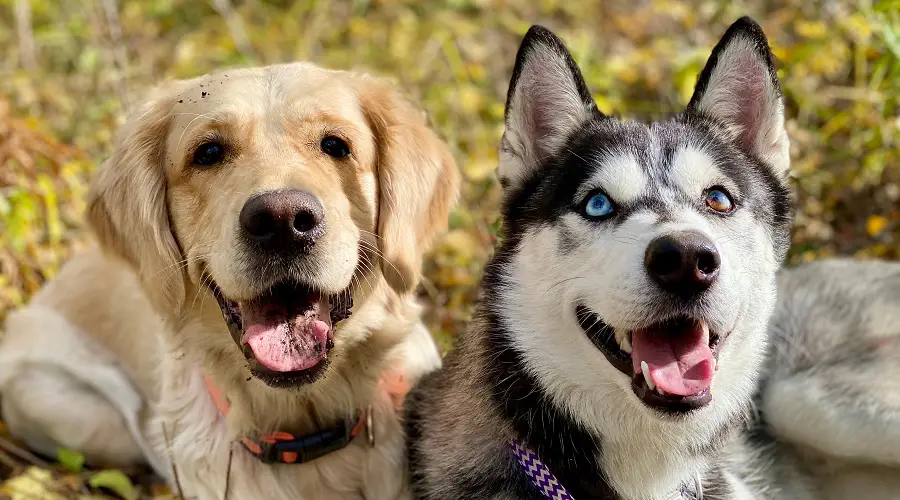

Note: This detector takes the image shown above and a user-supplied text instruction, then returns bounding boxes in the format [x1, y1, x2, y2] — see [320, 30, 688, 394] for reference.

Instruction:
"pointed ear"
[86, 84, 187, 315]
[358, 78, 461, 295]
[499, 25, 597, 191]
[687, 17, 790, 178]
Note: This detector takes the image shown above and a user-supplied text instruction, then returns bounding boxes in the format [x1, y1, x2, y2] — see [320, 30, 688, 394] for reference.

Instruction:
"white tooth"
[621, 334, 632, 354]
[656, 386, 666, 396]
[641, 361, 657, 392]
[700, 320, 710, 344]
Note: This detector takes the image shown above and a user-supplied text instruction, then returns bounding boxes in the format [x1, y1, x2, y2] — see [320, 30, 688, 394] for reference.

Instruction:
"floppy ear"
[359, 79, 461, 295]
[686, 16, 790, 178]
[86, 85, 187, 315]
[499, 25, 598, 192]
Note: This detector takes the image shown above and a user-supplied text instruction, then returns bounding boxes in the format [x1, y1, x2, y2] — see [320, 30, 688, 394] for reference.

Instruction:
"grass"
[0, 0, 898, 497]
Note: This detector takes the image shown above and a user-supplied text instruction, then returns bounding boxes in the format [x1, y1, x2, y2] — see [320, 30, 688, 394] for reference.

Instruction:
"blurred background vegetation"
[0, 0, 898, 497]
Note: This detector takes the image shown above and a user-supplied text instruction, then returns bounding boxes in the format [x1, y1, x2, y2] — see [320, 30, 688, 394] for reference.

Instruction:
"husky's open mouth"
[576, 305, 723, 413]
[208, 279, 353, 388]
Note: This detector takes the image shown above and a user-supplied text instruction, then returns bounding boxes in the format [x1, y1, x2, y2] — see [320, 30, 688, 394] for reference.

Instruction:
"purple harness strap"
[508, 439, 574, 500]
[508, 439, 700, 500]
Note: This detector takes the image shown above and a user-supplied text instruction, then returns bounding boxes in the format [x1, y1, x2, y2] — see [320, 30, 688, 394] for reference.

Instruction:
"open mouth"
[208, 279, 353, 388]
[576, 305, 723, 414]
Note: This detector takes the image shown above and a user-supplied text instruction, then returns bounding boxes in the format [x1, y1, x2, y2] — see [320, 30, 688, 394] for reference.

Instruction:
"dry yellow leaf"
[439, 230, 483, 261]
[466, 158, 497, 182]
[795, 20, 828, 39]
[1, 467, 67, 500]
[867, 215, 889, 237]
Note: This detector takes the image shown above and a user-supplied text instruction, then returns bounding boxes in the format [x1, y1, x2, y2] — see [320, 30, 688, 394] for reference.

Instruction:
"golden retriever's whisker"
[356, 239, 410, 289]
[142, 251, 224, 290]
[354, 255, 377, 291]
[356, 229, 385, 242]
[187, 273, 215, 317]
[175, 112, 218, 152]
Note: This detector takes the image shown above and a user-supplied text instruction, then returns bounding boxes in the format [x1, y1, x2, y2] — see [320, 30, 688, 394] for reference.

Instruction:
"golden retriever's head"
[87, 62, 459, 389]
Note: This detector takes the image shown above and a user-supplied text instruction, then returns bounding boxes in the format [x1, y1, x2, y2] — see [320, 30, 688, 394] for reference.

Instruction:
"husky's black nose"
[239, 189, 326, 254]
[644, 231, 720, 296]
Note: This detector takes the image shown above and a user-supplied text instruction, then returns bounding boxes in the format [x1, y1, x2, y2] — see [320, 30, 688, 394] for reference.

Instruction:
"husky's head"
[494, 18, 790, 432]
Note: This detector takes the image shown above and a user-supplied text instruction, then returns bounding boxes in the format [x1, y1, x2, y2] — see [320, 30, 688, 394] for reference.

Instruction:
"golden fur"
[0, 62, 459, 499]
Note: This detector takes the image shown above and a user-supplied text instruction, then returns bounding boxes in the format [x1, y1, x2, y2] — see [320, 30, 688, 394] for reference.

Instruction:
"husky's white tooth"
[641, 361, 657, 392]
[700, 320, 710, 343]
[621, 334, 632, 354]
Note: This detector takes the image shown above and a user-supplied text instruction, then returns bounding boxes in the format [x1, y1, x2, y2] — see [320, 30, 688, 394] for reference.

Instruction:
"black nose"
[644, 231, 720, 296]
[239, 189, 325, 253]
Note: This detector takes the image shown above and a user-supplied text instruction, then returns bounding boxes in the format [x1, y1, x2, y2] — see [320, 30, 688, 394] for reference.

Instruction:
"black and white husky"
[407, 16, 900, 500]
[406, 17, 797, 499]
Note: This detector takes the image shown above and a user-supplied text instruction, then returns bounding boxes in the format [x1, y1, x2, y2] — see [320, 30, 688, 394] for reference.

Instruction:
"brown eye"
[193, 142, 226, 166]
[705, 187, 734, 213]
[321, 136, 351, 158]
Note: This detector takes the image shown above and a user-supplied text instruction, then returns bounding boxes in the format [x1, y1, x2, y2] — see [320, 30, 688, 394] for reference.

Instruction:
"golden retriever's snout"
[239, 189, 326, 255]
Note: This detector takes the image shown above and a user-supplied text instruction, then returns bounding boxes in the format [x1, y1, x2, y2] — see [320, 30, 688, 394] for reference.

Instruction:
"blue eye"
[705, 188, 734, 213]
[583, 192, 615, 219]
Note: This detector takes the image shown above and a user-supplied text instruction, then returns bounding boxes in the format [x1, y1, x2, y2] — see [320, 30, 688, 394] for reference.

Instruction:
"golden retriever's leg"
[1, 367, 145, 468]
[0, 306, 167, 475]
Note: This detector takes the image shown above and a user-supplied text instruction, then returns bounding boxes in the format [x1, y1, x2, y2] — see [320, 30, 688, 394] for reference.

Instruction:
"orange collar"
[203, 370, 410, 465]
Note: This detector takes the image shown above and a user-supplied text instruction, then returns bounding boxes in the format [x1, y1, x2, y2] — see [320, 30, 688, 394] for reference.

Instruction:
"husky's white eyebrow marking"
[579, 153, 647, 204]
[669, 145, 738, 198]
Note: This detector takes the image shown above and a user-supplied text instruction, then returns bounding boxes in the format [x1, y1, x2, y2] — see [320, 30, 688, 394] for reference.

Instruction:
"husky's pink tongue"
[240, 301, 331, 372]
[631, 322, 715, 396]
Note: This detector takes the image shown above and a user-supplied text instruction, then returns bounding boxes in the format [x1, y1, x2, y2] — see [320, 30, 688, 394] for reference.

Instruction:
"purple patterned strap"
[508, 439, 574, 500]
[508, 439, 699, 500]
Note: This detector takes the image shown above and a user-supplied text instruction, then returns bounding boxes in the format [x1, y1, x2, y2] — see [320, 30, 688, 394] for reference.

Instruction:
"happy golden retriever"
[0, 62, 459, 499]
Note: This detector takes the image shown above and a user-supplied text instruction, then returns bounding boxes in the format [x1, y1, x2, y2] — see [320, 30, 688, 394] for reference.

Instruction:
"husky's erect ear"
[687, 17, 790, 178]
[499, 25, 597, 191]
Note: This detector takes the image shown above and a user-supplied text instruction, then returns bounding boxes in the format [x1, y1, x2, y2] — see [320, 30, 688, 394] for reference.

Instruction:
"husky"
[405, 16, 900, 500]
[405, 17, 793, 499]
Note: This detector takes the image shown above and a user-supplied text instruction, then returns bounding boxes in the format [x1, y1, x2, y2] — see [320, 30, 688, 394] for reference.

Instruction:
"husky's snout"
[644, 230, 721, 298]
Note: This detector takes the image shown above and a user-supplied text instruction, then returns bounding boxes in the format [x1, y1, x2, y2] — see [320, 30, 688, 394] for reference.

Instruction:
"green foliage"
[56, 448, 85, 473]
[87, 470, 136, 500]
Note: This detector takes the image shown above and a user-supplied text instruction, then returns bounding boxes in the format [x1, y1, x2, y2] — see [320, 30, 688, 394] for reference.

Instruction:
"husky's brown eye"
[321, 136, 351, 158]
[705, 187, 734, 213]
[193, 142, 226, 166]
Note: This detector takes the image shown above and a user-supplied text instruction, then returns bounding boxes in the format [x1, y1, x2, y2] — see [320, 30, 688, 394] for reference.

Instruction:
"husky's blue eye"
[583, 192, 615, 219]
[705, 188, 734, 213]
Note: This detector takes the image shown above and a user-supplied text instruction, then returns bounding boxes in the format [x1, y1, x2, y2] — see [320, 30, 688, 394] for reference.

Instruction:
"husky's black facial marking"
[483, 244, 621, 500]
[503, 116, 789, 252]
[557, 226, 578, 254]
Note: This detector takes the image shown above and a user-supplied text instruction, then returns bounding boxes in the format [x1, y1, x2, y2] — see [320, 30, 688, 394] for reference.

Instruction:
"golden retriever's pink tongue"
[241, 305, 330, 372]
[630, 323, 715, 396]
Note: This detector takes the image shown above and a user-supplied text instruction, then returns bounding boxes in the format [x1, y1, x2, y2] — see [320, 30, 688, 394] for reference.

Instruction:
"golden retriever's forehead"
[166, 64, 366, 148]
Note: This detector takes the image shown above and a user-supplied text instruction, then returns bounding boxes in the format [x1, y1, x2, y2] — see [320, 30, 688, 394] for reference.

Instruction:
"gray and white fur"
[747, 258, 900, 500]
[405, 17, 900, 500]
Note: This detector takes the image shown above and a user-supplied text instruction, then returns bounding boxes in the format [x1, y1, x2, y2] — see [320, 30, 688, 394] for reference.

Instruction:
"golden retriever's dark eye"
[193, 142, 226, 166]
[320, 136, 351, 158]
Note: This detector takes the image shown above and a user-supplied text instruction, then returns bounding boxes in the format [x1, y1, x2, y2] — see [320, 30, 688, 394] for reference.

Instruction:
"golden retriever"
[0, 62, 459, 499]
